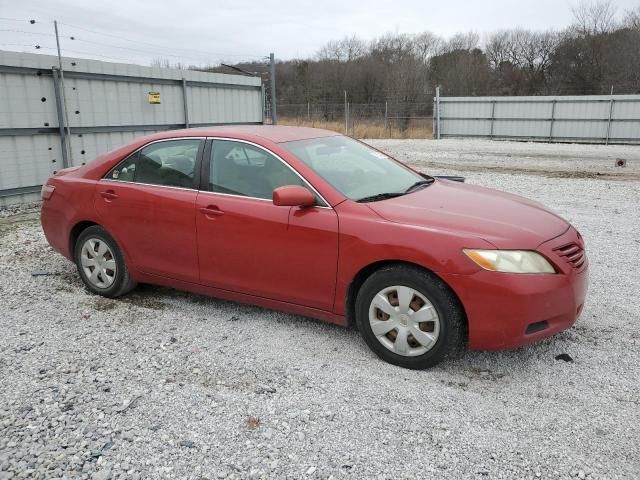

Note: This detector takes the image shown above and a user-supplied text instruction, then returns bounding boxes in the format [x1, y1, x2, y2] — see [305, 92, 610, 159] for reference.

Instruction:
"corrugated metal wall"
[434, 95, 640, 144]
[0, 50, 263, 206]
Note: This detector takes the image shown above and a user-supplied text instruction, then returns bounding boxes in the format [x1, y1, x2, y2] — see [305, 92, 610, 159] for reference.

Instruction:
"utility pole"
[269, 53, 277, 125]
[54, 20, 73, 162]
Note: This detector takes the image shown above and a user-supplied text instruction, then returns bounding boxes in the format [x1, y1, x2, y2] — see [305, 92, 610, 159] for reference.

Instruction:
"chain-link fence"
[276, 102, 434, 139]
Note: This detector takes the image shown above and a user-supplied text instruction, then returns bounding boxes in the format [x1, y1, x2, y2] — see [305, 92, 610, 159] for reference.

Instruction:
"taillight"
[41, 184, 55, 200]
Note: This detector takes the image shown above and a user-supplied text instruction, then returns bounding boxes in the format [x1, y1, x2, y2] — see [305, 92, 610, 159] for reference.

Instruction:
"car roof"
[152, 125, 341, 144]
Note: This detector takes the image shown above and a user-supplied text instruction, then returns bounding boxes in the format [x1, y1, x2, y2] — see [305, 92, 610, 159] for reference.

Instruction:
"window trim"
[102, 137, 206, 190]
[202, 137, 331, 208]
[100, 136, 332, 209]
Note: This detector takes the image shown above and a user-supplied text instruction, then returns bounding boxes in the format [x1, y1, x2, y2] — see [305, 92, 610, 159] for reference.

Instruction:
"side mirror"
[273, 185, 316, 207]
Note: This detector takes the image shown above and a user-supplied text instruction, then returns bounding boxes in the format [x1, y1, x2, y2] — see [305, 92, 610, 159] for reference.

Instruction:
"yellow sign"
[148, 92, 161, 104]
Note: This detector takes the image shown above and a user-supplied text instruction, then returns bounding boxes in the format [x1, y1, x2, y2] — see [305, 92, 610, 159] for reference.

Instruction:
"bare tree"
[317, 36, 367, 62]
[624, 5, 640, 30]
[150, 58, 188, 69]
[239, 11, 640, 116]
[571, 0, 618, 35]
[485, 30, 513, 69]
[412, 31, 444, 64]
[446, 32, 480, 51]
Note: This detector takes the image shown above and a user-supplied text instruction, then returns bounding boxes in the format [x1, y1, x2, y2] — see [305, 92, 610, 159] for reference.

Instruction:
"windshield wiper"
[404, 178, 435, 194]
[356, 178, 435, 203]
[355, 192, 405, 203]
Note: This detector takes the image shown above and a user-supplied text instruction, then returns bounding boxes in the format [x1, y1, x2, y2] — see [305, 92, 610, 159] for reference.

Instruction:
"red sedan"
[40, 126, 588, 369]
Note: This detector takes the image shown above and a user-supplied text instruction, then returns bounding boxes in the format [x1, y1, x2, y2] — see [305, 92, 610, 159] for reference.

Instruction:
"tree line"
[209, 1, 639, 107]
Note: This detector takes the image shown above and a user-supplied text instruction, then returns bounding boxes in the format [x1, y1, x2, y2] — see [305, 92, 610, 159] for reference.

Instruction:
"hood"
[367, 179, 568, 249]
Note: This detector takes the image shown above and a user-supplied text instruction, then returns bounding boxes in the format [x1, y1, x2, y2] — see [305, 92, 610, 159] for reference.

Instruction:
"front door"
[95, 138, 202, 282]
[195, 139, 339, 311]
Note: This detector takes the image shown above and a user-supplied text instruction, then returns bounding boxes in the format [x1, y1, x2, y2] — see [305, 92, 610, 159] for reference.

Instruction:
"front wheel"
[355, 265, 466, 369]
[74, 225, 136, 298]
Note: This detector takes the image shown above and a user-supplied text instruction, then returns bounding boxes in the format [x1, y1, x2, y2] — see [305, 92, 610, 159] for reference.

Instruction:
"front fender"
[332, 201, 494, 316]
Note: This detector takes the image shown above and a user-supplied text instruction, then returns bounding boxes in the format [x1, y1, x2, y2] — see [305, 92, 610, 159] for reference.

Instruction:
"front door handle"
[100, 190, 118, 201]
[199, 205, 224, 217]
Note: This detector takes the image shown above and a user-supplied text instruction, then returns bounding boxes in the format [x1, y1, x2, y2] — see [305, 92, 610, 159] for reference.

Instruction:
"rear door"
[195, 139, 339, 311]
[94, 138, 203, 282]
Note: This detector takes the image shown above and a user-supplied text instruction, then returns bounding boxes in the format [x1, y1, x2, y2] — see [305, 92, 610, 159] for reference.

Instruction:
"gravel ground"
[368, 138, 640, 180]
[1, 139, 639, 480]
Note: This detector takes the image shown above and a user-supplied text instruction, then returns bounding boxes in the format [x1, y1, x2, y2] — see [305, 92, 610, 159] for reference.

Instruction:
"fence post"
[605, 86, 614, 145]
[432, 99, 435, 139]
[53, 20, 73, 163]
[384, 101, 388, 132]
[344, 90, 348, 134]
[181, 78, 190, 128]
[51, 67, 69, 169]
[489, 100, 496, 139]
[261, 84, 266, 124]
[307, 102, 310, 121]
[435, 86, 441, 140]
[269, 52, 277, 125]
[549, 99, 556, 142]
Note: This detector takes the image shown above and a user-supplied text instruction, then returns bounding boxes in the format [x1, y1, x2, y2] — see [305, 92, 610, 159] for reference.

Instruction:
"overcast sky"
[1, 0, 638, 66]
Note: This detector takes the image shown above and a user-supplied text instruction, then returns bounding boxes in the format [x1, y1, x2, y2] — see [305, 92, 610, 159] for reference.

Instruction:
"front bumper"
[440, 227, 589, 350]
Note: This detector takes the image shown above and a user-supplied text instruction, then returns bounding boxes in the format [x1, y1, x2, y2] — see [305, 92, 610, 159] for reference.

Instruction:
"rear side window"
[106, 139, 201, 188]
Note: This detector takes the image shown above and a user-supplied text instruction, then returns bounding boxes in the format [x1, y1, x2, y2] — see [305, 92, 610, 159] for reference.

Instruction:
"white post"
[605, 85, 614, 145]
[435, 86, 441, 140]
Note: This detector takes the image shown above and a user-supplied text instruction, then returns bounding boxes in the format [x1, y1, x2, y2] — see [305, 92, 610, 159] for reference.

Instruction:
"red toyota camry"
[40, 126, 588, 369]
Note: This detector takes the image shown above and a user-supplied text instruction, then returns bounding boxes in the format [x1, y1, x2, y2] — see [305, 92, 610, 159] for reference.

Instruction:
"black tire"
[355, 264, 466, 369]
[74, 225, 137, 298]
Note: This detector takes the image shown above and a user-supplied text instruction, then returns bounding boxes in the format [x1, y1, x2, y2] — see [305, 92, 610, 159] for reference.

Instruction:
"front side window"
[106, 139, 200, 188]
[281, 136, 425, 201]
[208, 140, 307, 200]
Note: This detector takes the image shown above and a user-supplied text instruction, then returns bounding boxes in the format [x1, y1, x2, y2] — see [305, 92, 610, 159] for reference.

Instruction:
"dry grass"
[278, 118, 434, 139]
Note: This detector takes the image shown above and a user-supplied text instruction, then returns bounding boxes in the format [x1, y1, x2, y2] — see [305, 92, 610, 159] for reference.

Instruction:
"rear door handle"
[199, 205, 224, 217]
[100, 190, 118, 201]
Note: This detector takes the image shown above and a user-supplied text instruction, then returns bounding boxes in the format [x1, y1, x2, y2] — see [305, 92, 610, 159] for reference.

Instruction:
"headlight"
[463, 249, 556, 274]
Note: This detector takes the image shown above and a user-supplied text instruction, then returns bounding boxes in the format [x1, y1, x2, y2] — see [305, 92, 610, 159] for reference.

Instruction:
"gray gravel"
[368, 138, 640, 179]
[1, 139, 639, 479]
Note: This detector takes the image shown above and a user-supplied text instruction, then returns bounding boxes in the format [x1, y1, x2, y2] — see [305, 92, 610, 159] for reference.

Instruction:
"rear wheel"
[355, 265, 465, 369]
[74, 226, 136, 297]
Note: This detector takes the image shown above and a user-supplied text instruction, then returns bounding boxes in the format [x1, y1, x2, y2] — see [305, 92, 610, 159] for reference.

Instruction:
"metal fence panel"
[0, 50, 263, 206]
[441, 118, 491, 137]
[435, 94, 640, 144]
[66, 78, 186, 127]
[0, 134, 60, 195]
[494, 119, 549, 138]
[190, 87, 261, 124]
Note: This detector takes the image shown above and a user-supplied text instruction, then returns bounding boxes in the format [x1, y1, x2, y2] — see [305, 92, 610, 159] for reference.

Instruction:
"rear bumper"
[441, 228, 589, 350]
[41, 203, 69, 258]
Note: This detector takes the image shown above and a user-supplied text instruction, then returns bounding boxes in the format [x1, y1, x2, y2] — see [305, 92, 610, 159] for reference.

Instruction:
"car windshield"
[280, 136, 428, 202]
